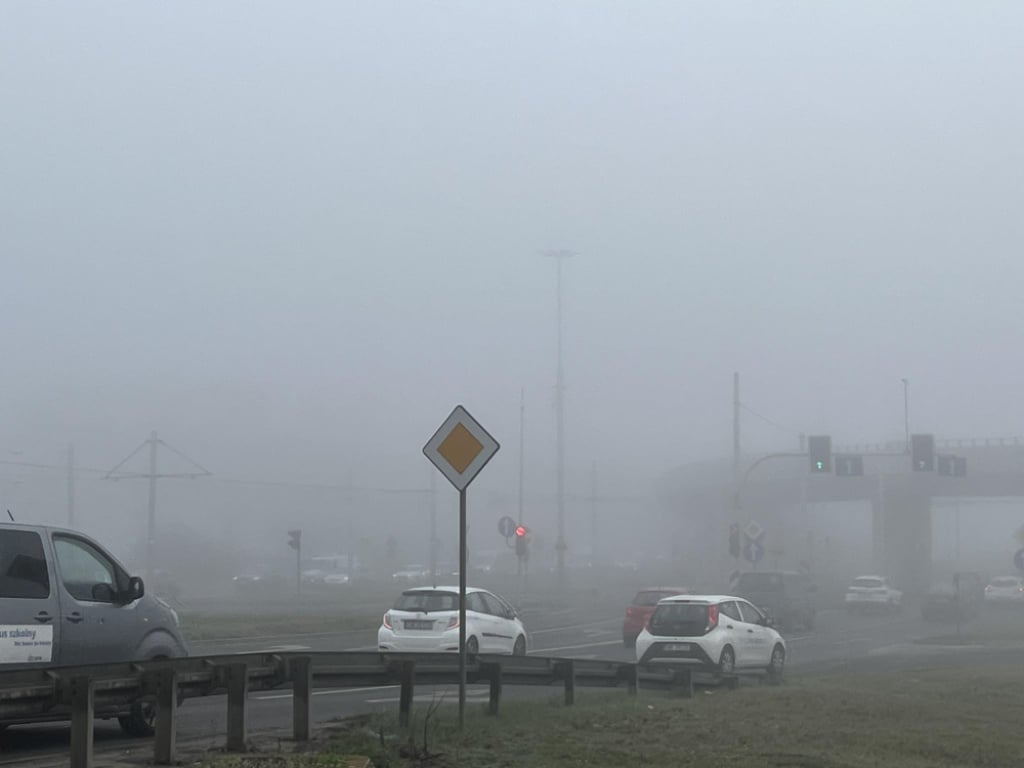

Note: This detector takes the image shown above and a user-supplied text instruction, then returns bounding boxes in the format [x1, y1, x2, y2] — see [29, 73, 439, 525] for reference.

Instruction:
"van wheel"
[118, 701, 155, 737]
[466, 636, 479, 655]
[767, 644, 785, 685]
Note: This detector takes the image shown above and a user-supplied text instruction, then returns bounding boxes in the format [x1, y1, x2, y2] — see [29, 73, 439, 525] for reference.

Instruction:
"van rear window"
[0, 531, 50, 599]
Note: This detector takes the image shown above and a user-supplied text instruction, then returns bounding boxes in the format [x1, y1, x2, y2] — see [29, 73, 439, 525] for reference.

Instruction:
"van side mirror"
[122, 576, 145, 603]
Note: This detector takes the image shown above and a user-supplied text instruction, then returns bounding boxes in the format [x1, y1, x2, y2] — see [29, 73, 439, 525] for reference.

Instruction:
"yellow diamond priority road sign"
[424, 405, 500, 491]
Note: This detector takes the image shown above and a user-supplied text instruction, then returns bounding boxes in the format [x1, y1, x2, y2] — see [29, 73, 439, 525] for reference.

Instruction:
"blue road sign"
[1014, 548, 1024, 572]
[498, 515, 517, 538]
[744, 538, 764, 564]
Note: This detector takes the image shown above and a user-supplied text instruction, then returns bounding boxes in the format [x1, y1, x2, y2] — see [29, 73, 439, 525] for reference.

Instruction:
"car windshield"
[394, 591, 458, 612]
[633, 590, 681, 606]
[852, 578, 884, 588]
[736, 573, 784, 592]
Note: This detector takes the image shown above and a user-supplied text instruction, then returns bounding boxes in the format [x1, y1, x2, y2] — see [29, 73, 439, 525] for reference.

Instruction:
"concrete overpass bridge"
[658, 437, 1024, 593]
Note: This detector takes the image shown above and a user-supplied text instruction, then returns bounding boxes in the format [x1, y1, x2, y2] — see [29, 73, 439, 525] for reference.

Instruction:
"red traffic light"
[515, 525, 527, 537]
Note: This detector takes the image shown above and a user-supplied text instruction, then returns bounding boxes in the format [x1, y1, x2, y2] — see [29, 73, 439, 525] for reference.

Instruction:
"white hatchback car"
[984, 576, 1024, 604]
[635, 594, 786, 681]
[378, 586, 528, 655]
[845, 575, 902, 614]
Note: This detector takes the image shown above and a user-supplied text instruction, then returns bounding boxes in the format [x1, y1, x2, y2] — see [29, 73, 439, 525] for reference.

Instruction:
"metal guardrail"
[0, 652, 685, 768]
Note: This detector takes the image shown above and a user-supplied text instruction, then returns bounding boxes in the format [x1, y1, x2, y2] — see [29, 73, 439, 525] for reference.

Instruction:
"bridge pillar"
[878, 479, 932, 594]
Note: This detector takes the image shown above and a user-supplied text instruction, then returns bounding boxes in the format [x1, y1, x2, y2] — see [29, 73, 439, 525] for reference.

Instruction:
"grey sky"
[1, 2, 1022, 564]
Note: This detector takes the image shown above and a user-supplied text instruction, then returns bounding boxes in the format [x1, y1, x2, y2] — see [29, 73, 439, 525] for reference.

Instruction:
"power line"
[739, 403, 802, 437]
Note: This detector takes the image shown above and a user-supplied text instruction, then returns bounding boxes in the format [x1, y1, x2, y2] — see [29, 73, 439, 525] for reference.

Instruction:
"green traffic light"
[815, 461, 824, 470]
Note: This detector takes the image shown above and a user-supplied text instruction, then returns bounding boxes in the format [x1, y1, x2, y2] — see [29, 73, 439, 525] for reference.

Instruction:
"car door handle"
[747, 629, 755, 634]
[34, 612, 53, 623]
[726, 624, 734, 629]
[66, 612, 84, 624]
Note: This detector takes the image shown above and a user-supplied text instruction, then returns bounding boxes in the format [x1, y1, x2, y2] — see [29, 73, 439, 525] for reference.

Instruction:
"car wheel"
[767, 644, 785, 685]
[118, 701, 155, 737]
[718, 646, 735, 677]
[513, 635, 526, 656]
[466, 636, 479, 655]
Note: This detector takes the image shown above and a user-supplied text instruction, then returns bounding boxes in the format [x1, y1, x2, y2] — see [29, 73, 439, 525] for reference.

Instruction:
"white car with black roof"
[635, 594, 786, 682]
[378, 586, 527, 655]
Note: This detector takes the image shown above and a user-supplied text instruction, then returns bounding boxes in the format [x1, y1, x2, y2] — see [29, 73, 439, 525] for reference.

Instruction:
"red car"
[622, 587, 690, 646]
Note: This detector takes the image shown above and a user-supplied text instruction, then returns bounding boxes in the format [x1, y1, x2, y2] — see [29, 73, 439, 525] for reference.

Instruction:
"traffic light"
[808, 435, 832, 473]
[288, 529, 302, 550]
[911, 434, 935, 472]
[938, 455, 967, 477]
[515, 525, 529, 558]
[835, 454, 864, 477]
[729, 523, 740, 559]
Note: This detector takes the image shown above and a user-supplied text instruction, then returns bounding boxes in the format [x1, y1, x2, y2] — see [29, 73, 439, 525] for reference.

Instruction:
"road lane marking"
[255, 685, 399, 701]
[533, 639, 623, 654]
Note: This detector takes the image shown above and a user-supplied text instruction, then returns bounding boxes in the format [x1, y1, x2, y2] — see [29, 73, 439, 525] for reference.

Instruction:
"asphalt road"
[3, 602, 1023, 765]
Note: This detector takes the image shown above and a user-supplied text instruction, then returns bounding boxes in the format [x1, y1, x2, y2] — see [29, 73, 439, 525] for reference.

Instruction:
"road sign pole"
[458, 488, 467, 728]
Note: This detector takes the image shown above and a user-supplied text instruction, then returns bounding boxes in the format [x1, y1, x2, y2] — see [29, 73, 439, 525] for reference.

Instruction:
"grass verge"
[194, 665, 1024, 767]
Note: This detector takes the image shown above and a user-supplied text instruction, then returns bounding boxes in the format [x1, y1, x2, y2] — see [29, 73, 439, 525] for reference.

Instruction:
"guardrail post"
[483, 662, 502, 715]
[398, 660, 415, 728]
[672, 669, 693, 698]
[291, 656, 312, 741]
[149, 667, 178, 764]
[225, 663, 249, 752]
[622, 663, 638, 697]
[69, 675, 94, 768]
[559, 660, 575, 706]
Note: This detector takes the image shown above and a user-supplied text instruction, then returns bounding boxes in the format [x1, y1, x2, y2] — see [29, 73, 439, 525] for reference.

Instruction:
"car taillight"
[1018, 587, 1024, 593]
[706, 604, 719, 632]
[985, 585, 992, 592]
[383, 612, 392, 629]
[626, 607, 636, 617]
[446, 616, 460, 629]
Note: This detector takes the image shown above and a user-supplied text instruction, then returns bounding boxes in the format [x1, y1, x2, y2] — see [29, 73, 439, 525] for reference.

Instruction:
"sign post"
[423, 405, 500, 728]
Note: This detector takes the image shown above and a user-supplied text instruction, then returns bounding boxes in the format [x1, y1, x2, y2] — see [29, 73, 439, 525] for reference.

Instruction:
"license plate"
[664, 643, 691, 652]
[404, 620, 434, 630]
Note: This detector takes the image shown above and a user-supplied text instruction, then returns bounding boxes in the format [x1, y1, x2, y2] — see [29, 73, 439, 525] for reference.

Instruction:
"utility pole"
[590, 461, 598, 558]
[902, 378, 910, 454]
[518, 387, 525, 526]
[106, 432, 210, 582]
[66, 443, 75, 528]
[545, 249, 573, 587]
[733, 372, 741, 476]
[147, 431, 158, 573]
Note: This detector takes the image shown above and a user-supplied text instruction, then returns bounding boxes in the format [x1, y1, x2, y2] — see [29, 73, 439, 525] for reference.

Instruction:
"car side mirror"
[122, 576, 144, 603]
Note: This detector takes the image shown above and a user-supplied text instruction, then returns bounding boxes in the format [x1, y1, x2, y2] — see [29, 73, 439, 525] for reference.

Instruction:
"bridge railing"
[0, 651, 678, 767]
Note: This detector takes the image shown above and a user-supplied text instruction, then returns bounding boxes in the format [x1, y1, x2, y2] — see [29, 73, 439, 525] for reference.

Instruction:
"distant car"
[845, 575, 902, 614]
[733, 571, 816, 631]
[921, 582, 980, 623]
[392, 565, 431, 583]
[378, 586, 527, 655]
[323, 572, 350, 585]
[301, 569, 328, 584]
[232, 573, 286, 594]
[635, 594, 786, 683]
[622, 587, 690, 647]
[984, 576, 1024, 605]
